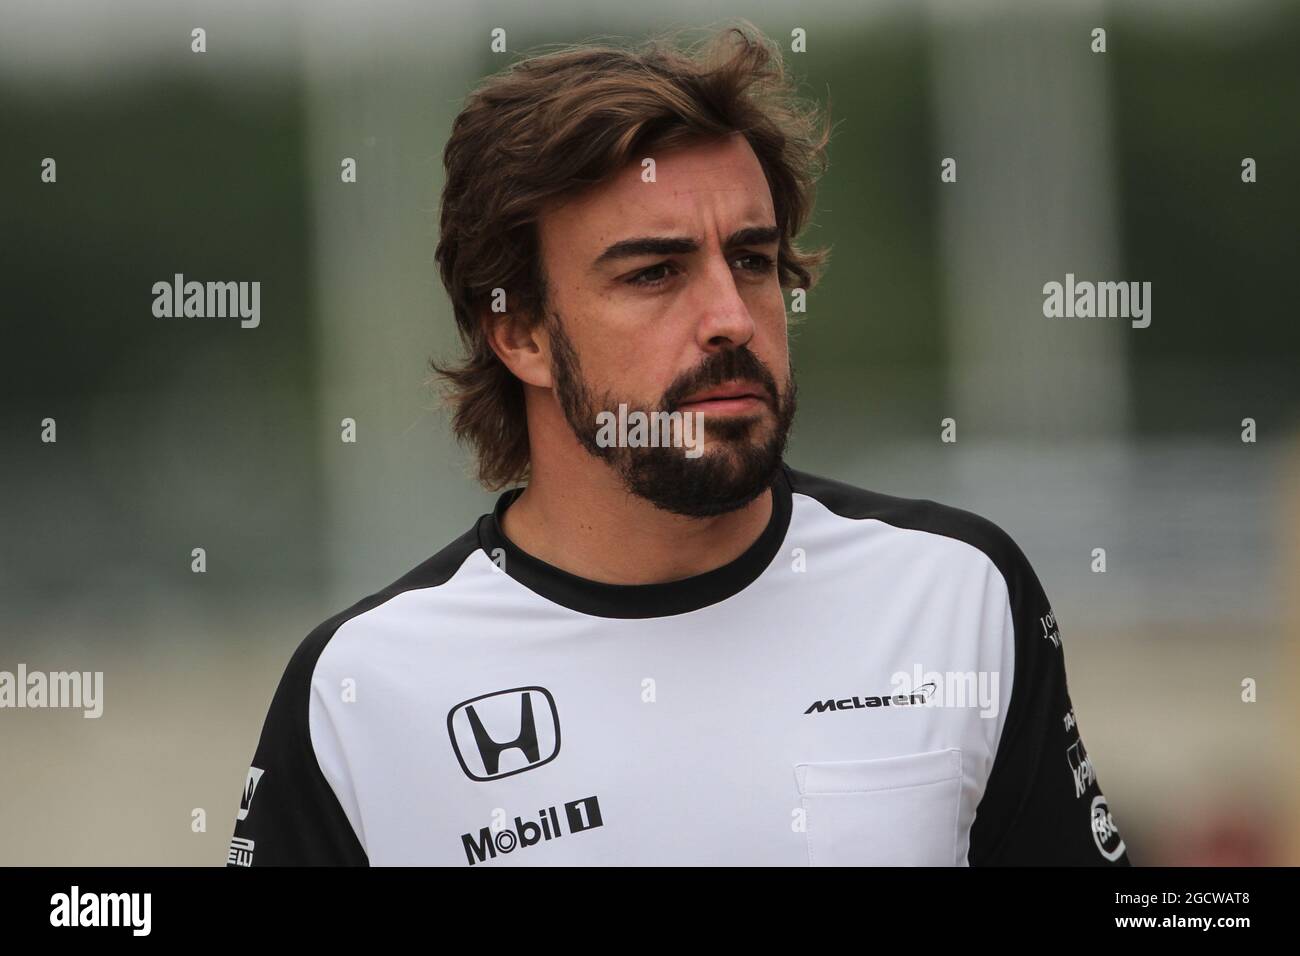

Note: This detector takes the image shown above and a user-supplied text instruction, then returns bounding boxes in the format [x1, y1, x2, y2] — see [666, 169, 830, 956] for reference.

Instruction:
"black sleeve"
[968, 538, 1131, 866]
[226, 623, 368, 866]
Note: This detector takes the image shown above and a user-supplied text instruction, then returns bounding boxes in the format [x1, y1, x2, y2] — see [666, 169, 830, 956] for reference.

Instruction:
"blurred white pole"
[927, 0, 1130, 437]
[300, 8, 496, 603]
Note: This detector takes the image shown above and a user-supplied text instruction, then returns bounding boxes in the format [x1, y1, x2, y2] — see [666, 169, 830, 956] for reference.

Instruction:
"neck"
[500, 455, 775, 586]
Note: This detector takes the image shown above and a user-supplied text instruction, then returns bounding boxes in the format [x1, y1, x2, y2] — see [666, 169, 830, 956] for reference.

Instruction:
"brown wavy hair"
[432, 22, 830, 489]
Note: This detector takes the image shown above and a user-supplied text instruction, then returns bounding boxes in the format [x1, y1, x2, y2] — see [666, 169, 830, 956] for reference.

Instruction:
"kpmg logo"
[447, 686, 560, 781]
[1067, 738, 1096, 799]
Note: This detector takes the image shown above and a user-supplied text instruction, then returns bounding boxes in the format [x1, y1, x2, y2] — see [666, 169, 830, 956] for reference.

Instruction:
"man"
[228, 25, 1128, 866]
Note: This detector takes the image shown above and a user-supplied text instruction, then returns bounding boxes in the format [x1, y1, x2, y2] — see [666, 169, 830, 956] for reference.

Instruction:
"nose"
[691, 256, 756, 352]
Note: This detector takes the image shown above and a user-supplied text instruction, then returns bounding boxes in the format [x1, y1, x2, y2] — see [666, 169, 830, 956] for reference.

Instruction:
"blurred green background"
[1, 0, 1297, 864]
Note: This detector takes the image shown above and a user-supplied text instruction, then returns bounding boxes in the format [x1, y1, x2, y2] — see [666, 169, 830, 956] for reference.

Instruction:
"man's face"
[535, 133, 797, 517]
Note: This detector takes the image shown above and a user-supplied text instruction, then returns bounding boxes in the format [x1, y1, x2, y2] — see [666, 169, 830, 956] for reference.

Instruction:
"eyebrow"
[593, 225, 780, 266]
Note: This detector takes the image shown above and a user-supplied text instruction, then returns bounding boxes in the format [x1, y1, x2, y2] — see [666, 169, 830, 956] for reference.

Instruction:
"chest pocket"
[794, 749, 964, 866]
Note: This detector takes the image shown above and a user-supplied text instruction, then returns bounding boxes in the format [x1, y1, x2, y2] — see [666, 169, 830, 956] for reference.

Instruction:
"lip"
[676, 382, 769, 415]
[678, 382, 766, 405]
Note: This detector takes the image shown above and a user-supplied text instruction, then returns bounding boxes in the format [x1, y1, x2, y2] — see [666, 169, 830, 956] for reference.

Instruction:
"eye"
[626, 262, 678, 288]
[732, 252, 776, 275]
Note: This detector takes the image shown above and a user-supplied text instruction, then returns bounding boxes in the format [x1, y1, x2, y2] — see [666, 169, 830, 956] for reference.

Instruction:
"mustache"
[661, 347, 779, 412]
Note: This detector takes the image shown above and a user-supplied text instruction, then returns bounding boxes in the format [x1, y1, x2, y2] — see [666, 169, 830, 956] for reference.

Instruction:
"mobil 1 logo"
[462, 795, 604, 865]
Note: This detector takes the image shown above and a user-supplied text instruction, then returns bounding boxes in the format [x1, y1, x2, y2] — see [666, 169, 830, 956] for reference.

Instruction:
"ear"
[481, 305, 554, 390]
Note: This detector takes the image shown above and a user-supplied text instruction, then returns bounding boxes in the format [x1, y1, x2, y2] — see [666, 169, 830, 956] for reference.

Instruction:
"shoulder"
[784, 465, 1040, 598]
[273, 524, 485, 709]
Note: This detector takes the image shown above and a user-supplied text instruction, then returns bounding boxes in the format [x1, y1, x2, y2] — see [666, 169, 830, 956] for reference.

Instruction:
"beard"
[546, 313, 797, 518]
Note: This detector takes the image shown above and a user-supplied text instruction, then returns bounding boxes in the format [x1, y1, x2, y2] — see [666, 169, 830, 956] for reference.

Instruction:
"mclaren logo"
[804, 682, 936, 715]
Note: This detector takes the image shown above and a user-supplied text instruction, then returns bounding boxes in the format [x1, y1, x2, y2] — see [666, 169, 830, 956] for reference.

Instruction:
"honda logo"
[447, 686, 561, 781]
